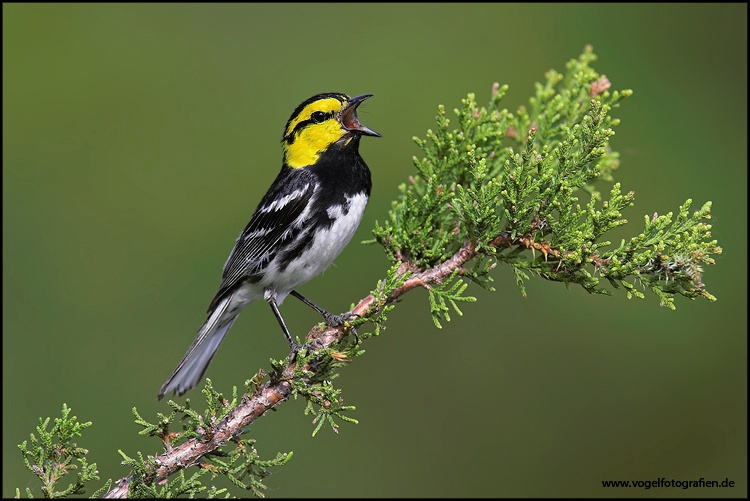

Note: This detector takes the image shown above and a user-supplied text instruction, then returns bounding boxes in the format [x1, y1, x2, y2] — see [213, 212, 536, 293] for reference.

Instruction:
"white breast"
[263, 192, 368, 302]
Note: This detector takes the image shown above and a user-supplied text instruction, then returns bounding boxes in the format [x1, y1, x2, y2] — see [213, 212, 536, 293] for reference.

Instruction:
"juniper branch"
[103, 242, 480, 498]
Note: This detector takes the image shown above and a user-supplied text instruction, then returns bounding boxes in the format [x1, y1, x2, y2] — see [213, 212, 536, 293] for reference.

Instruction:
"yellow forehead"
[285, 98, 343, 135]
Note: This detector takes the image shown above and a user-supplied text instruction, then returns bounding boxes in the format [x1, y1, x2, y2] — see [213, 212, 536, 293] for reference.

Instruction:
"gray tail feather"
[158, 297, 238, 400]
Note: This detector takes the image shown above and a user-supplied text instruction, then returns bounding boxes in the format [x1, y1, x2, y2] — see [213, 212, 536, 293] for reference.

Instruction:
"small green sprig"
[16, 404, 107, 498]
[427, 269, 476, 328]
[277, 344, 360, 437]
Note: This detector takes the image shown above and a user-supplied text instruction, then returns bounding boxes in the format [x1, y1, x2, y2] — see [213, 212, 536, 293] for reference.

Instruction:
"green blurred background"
[3, 3, 746, 498]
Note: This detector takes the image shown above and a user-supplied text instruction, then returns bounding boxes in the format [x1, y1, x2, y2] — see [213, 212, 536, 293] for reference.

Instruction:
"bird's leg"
[266, 293, 301, 352]
[289, 290, 360, 343]
[289, 290, 358, 325]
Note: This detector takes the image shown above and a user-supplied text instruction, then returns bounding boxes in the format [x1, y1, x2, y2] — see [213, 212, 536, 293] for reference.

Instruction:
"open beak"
[340, 94, 381, 137]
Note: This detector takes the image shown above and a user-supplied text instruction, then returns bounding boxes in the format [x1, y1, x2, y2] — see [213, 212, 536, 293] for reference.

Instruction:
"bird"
[158, 93, 379, 400]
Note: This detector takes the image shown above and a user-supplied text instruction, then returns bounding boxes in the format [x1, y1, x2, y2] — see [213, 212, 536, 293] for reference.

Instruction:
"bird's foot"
[323, 311, 361, 344]
[323, 310, 359, 327]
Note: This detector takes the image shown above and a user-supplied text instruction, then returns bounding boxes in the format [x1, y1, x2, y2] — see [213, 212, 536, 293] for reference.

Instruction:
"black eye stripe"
[285, 111, 336, 143]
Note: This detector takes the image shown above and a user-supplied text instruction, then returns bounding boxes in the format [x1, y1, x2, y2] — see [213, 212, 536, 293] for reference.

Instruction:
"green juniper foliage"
[270, 344, 360, 437]
[16, 47, 721, 498]
[370, 45, 720, 321]
[121, 381, 292, 498]
[16, 404, 108, 498]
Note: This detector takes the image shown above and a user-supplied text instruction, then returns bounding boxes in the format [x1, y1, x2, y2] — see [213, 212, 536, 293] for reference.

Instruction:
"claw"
[324, 312, 361, 345]
[324, 311, 359, 327]
[287, 340, 312, 362]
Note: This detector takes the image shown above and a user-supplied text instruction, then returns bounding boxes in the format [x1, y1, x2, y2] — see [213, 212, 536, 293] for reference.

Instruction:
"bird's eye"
[310, 111, 326, 123]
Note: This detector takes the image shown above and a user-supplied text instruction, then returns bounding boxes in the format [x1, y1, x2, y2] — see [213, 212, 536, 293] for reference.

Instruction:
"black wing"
[207, 168, 315, 311]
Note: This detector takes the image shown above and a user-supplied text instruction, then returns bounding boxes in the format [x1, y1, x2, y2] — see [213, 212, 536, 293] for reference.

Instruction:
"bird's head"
[282, 93, 380, 169]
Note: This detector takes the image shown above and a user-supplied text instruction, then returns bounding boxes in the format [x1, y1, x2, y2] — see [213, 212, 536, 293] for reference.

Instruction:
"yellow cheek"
[285, 121, 344, 168]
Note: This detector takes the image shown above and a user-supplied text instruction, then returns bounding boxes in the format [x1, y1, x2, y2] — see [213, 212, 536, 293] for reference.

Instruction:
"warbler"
[158, 93, 379, 400]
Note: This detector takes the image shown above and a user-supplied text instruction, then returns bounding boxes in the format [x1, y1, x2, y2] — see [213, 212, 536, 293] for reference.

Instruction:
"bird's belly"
[262, 192, 368, 299]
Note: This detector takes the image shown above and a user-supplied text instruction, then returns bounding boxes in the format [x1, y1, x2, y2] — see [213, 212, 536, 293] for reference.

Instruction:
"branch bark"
[104, 242, 477, 498]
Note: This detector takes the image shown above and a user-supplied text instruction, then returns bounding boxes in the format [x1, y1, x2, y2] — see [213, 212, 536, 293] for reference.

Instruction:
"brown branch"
[104, 242, 478, 498]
